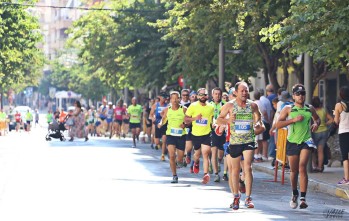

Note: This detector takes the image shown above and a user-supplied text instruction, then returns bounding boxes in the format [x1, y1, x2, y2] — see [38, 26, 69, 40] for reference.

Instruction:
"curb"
[253, 164, 349, 200]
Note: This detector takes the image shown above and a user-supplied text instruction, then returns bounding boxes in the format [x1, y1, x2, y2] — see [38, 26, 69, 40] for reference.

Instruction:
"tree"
[0, 1, 44, 107]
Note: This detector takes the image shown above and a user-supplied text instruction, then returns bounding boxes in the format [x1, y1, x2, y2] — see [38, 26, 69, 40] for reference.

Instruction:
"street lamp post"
[218, 36, 243, 90]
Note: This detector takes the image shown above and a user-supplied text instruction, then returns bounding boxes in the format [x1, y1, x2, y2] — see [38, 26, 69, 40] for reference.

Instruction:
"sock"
[204, 173, 207, 175]
[300, 192, 306, 199]
[293, 189, 299, 196]
[173, 174, 177, 177]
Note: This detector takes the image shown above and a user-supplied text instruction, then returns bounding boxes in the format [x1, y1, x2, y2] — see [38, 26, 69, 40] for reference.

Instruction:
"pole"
[219, 36, 225, 90]
[304, 53, 313, 173]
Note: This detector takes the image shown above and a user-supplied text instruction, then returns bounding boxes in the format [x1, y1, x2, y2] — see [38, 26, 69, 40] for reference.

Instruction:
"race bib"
[131, 114, 138, 120]
[305, 138, 316, 149]
[170, 128, 183, 136]
[235, 121, 251, 134]
[196, 118, 208, 126]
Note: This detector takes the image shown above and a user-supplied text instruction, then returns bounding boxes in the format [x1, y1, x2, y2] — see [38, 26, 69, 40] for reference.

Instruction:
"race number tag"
[170, 128, 183, 136]
[305, 138, 316, 149]
[235, 113, 252, 134]
[196, 118, 208, 126]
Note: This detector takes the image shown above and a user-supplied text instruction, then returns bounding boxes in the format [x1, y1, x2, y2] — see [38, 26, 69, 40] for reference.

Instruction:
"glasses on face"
[197, 93, 207, 96]
[294, 91, 306, 96]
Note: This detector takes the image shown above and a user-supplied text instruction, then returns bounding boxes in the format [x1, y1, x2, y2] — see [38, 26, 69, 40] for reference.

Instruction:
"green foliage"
[0, 1, 44, 93]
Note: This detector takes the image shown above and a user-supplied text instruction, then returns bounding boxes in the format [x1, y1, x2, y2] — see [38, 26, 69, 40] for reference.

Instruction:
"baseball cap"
[292, 85, 306, 94]
[108, 102, 112, 105]
[189, 91, 197, 96]
[279, 91, 291, 102]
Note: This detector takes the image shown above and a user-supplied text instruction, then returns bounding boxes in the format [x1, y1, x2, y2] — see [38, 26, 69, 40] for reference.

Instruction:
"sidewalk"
[253, 160, 349, 200]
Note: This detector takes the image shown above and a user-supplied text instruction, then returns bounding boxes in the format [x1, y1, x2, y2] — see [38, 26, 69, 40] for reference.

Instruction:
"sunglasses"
[197, 93, 207, 96]
[294, 91, 306, 96]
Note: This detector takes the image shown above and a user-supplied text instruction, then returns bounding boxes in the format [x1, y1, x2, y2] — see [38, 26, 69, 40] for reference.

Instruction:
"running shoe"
[209, 163, 213, 174]
[161, 154, 165, 161]
[182, 158, 187, 167]
[337, 178, 349, 185]
[185, 155, 191, 164]
[176, 162, 184, 168]
[244, 197, 254, 208]
[239, 180, 246, 193]
[193, 161, 200, 174]
[222, 173, 229, 181]
[289, 195, 298, 209]
[202, 174, 210, 184]
[214, 174, 220, 182]
[299, 197, 308, 209]
[232, 196, 240, 210]
[171, 175, 178, 184]
[190, 161, 194, 173]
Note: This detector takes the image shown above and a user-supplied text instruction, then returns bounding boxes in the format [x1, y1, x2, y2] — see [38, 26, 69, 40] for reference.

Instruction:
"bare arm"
[251, 103, 266, 135]
[310, 106, 320, 132]
[275, 106, 294, 129]
[334, 103, 342, 125]
[216, 103, 233, 126]
[149, 104, 156, 122]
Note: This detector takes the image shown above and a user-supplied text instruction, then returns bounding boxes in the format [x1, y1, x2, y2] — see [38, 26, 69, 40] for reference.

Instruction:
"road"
[0, 126, 348, 221]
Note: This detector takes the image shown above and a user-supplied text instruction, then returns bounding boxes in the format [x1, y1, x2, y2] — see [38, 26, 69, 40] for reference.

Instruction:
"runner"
[209, 87, 226, 182]
[276, 84, 320, 209]
[217, 81, 265, 210]
[150, 92, 168, 160]
[180, 89, 191, 167]
[185, 88, 214, 184]
[160, 91, 187, 183]
[127, 97, 143, 148]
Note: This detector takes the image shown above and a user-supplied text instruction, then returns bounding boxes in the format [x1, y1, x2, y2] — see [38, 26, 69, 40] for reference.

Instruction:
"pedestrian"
[127, 97, 143, 148]
[276, 84, 320, 209]
[69, 101, 88, 142]
[185, 88, 214, 184]
[311, 96, 333, 172]
[217, 81, 265, 210]
[34, 109, 39, 128]
[333, 86, 349, 185]
[160, 91, 187, 183]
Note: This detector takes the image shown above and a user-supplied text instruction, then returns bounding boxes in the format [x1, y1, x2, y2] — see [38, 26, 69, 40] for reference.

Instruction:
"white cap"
[108, 102, 112, 105]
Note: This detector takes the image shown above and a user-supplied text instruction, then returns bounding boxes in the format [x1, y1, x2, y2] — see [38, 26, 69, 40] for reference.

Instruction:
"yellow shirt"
[186, 101, 214, 136]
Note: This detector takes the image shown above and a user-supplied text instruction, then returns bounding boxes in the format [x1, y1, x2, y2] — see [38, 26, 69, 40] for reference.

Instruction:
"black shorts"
[286, 140, 314, 156]
[26, 121, 31, 125]
[129, 123, 141, 129]
[256, 122, 270, 141]
[211, 130, 226, 150]
[228, 142, 256, 158]
[185, 127, 192, 141]
[123, 119, 129, 124]
[339, 132, 349, 161]
[115, 119, 122, 125]
[166, 135, 186, 151]
[191, 134, 211, 150]
[155, 125, 167, 138]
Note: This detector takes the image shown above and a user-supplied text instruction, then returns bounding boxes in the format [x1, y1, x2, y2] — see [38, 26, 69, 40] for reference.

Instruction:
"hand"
[269, 129, 275, 136]
[293, 115, 304, 123]
[229, 113, 236, 123]
[195, 114, 202, 121]
[311, 123, 319, 132]
[157, 123, 162, 129]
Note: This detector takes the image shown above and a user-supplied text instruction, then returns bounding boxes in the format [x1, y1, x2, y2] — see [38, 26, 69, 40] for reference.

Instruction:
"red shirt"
[15, 113, 21, 122]
[114, 107, 126, 120]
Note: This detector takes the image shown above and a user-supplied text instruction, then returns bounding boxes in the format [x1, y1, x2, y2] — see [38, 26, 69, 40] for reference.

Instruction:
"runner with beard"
[185, 88, 214, 184]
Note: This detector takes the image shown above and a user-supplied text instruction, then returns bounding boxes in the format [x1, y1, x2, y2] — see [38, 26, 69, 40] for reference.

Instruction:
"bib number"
[305, 138, 316, 149]
[235, 121, 251, 134]
[170, 128, 183, 136]
[196, 118, 208, 126]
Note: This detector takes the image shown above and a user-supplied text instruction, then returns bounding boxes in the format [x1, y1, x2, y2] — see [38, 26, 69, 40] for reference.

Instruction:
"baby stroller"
[45, 118, 67, 141]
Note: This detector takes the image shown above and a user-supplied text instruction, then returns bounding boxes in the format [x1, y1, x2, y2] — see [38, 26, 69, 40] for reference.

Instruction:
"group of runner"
[149, 82, 322, 211]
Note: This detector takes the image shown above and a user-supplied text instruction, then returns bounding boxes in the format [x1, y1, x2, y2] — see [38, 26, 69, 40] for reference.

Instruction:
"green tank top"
[229, 100, 255, 144]
[166, 106, 186, 136]
[210, 101, 224, 122]
[287, 105, 312, 144]
[315, 108, 327, 133]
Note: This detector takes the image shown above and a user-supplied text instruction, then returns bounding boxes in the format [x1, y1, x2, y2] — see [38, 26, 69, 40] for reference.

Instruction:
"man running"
[217, 81, 265, 210]
[210, 87, 226, 182]
[276, 84, 320, 209]
[160, 91, 187, 183]
[185, 88, 214, 184]
[128, 97, 143, 148]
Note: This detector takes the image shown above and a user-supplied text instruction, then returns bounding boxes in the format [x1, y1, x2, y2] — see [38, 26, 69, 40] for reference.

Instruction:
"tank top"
[338, 102, 349, 134]
[210, 101, 224, 124]
[287, 105, 312, 144]
[314, 108, 328, 133]
[229, 100, 255, 145]
[155, 102, 168, 124]
[166, 106, 186, 136]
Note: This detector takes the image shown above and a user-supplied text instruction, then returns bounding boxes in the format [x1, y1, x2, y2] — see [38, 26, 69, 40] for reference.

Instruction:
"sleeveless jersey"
[166, 105, 186, 136]
[287, 105, 312, 144]
[229, 100, 255, 145]
[210, 101, 224, 124]
[155, 102, 168, 124]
